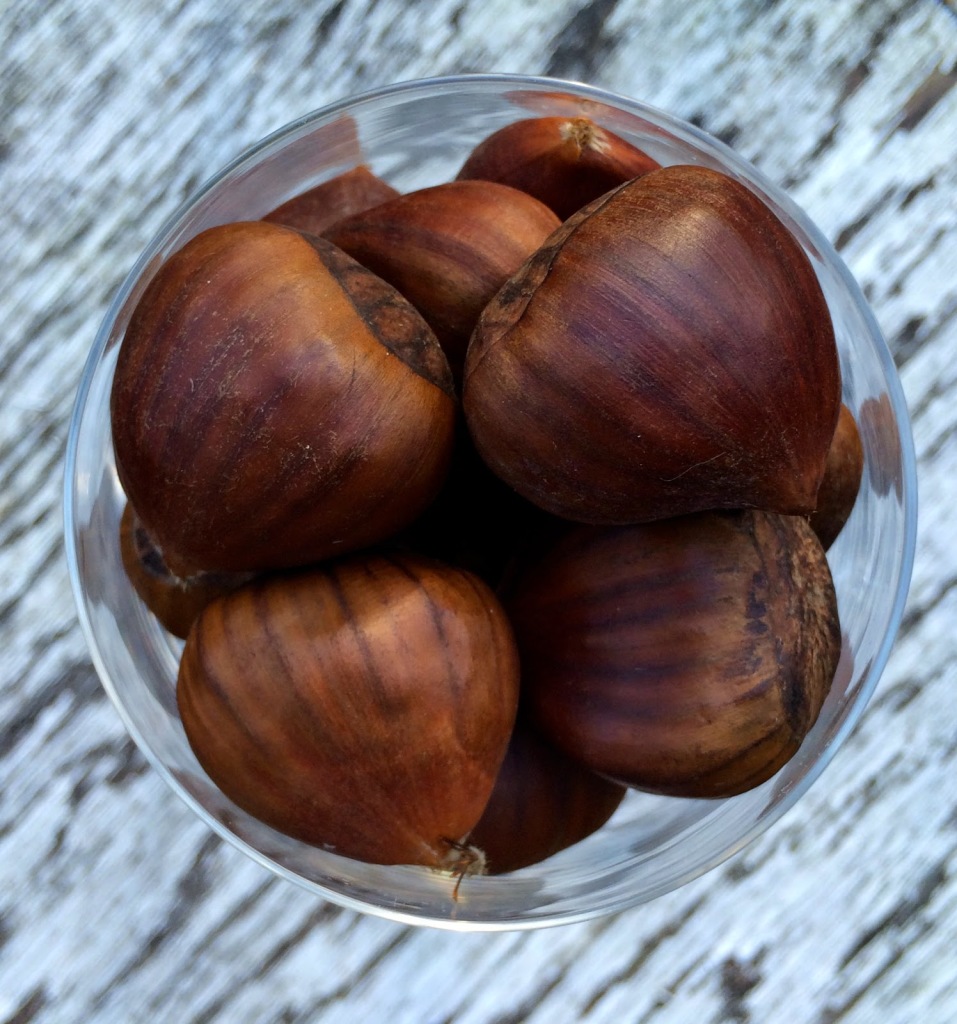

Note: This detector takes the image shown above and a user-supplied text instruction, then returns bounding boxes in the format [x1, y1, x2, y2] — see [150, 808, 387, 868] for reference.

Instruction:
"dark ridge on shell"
[301, 232, 455, 398]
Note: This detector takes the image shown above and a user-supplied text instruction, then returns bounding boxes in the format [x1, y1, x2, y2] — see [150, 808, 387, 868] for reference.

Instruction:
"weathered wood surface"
[1, 0, 955, 1020]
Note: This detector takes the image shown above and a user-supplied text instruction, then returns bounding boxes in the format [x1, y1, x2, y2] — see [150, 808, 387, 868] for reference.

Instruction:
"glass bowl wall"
[64, 74, 917, 930]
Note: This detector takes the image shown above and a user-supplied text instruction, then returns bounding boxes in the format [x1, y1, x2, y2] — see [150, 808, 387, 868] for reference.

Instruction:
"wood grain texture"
[1, 0, 955, 1021]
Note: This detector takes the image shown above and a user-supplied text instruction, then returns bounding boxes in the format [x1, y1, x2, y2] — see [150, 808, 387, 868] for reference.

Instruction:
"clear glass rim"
[63, 72, 919, 931]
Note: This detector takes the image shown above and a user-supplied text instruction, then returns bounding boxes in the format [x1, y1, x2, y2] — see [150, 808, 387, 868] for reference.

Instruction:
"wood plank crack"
[580, 896, 709, 1017]
[894, 63, 957, 132]
[544, 0, 622, 80]
[88, 834, 224, 1014]
[271, 927, 413, 1024]
[0, 659, 102, 759]
[837, 858, 949, 971]
[1, 986, 48, 1024]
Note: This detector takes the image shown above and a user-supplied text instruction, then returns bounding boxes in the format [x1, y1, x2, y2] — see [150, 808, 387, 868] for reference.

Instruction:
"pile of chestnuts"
[110, 113, 863, 883]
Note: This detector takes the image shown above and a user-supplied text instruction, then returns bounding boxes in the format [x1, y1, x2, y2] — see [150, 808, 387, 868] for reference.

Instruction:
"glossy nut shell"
[508, 510, 842, 798]
[457, 115, 660, 219]
[177, 553, 521, 867]
[262, 165, 399, 236]
[464, 164, 842, 525]
[111, 221, 456, 576]
[324, 180, 560, 382]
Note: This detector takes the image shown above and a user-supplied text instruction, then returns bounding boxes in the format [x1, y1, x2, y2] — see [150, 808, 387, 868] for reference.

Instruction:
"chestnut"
[177, 553, 521, 870]
[262, 164, 399, 235]
[456, 115, 660, 219]
[118, 503, 251, 638]
[467, 724, 626, 874]
[324, 179, 560, 382]
[809, 403, 865, 549]
[393, 420, 562, 588]
[463, 164, 842, 526]
[110, 220, 456, 577]
[507, 510, 842, 798]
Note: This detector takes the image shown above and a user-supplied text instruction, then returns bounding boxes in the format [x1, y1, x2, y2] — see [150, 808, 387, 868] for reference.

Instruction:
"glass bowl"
[64, 74, 917, 930]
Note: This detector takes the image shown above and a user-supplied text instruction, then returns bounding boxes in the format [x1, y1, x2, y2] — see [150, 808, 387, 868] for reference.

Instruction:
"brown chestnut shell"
[110, 221, 456, 577]
[118, 503, 252, 639]
[262, 165, 400, 236]
[810, 403, 864, 549]
[393, 418, 563, 589]
[858, 392, 903, 499]
[468, 724, 626, 874]
[507, 510, 842, 798]
[456, 115, 660, 220]
[177, 553, 521, 868]
[463, 164, 842, 525]
[324, 180, 561, 383]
